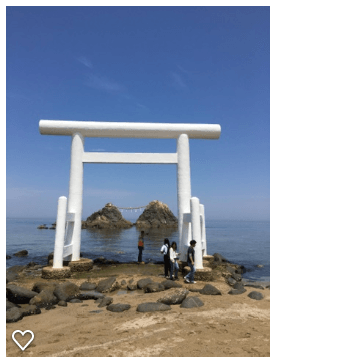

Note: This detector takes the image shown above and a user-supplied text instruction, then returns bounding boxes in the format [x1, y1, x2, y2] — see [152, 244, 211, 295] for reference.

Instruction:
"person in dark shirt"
[160, 238, 171, 278]
[138, 231, 145, 263]
[184, 240, 197, 284]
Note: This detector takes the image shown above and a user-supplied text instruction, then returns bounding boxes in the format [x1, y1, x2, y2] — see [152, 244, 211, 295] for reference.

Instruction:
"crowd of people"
[137, 231, 197, 284]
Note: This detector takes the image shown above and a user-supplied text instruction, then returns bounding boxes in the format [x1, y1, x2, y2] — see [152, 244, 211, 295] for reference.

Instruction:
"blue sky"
[6, 6, 270, 220]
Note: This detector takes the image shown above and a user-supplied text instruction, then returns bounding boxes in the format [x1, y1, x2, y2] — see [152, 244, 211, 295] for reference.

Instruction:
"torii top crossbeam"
[39, 120, 221, 139]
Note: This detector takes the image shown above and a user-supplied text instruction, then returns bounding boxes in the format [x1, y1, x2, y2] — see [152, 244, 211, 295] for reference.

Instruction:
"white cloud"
[85, 74, 126, 93]
[76, 56, 93, 69]
[170, 72, 187, 89]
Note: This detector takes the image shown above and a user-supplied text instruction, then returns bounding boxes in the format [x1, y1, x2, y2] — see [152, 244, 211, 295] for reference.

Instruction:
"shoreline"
[6, 259, 270, 357]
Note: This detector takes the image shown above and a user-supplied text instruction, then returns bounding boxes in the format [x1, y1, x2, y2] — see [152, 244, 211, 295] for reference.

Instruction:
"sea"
[6, 218, 270, 283]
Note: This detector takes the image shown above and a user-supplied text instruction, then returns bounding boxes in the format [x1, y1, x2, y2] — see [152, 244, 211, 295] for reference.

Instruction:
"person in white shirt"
[160, 239, 171, 278]
[169, 241, 179, 280]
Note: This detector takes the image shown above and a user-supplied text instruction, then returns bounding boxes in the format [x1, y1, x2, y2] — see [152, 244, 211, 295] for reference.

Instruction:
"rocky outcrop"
[135, 200, 178, 229]
[82, 203, 133, 229]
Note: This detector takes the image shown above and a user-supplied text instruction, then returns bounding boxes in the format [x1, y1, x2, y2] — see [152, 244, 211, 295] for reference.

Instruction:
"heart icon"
[12, 330, 34, 351]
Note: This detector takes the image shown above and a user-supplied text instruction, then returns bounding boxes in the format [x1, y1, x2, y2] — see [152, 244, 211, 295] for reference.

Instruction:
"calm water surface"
[6, 218, 270, 282]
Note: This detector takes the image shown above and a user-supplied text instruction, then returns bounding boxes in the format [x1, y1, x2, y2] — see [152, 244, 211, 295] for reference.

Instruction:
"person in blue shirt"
[184, 240, 197, 284]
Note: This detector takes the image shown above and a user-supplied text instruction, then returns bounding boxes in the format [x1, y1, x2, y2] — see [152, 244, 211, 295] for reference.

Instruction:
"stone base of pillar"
[42, 266, 71, 279]
[182, 266, 213, 282]
[68, 258, 94, 272]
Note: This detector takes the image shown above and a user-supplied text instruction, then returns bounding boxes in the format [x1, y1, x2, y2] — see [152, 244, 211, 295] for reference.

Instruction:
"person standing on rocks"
[184, 240, 197, 284]
[169, 241, 179, 280]
[138, 231, 145, 263]
[160, 238, 171, 278]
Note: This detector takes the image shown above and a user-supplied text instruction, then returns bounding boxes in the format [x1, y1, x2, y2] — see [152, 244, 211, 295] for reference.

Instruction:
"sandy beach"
[6, 263, 270, 357]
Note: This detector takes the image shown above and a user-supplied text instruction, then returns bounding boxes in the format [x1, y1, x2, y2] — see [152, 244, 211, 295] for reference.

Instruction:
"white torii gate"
[39, 120, 221, 270]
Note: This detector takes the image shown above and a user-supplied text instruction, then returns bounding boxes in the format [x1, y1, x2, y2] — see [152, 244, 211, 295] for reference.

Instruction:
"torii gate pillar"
[177, 134, 192, 261]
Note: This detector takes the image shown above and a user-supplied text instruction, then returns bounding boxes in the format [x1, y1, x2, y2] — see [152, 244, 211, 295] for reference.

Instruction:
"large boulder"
[13, 250, 28, 257]
[6, 300, 20, 310]
[136, 302, 171, 312]
[180, 296, 204, 309]
[53, 282, 80, 302]
[96, 277, 118, 293]
[82, 203, 133, 229]
[135, 200, 178, 229]
[6, 307, 23, 323]
[144, 283, 165, 293]
[199, 284, 222, 296]
[137, 278, 154, 290]
[32, 281, 58, 293]
[106, 303, 131, 312]
[29, 289, 58, 307]
[80, 282, 97, 291]
[248, 291, 264, 300]
[157, 288, 189, 305]
[6, 285, 38, 304]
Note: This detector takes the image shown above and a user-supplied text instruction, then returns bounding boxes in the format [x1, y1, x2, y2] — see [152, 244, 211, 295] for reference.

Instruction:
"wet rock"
[136, 302, 171, 312]
[137, 278, 154, 290]
[14, 250, 28, 257]
[96, 277, 118, 293]
[45, 305, 56, 310]
[199, 284, 222, 296]
[160, 280, 183, 289]
[248, 291, 264, 300]
[79, 291, 105, 300]
[69, 299, 83, 303]
[37, 224, 48, 229]
[97, 297, 113, 307]
[80, 282, 97, 291]
[6, 307, 23, 323]
[257, 264, 264, 268]
[213, 253, 229, 263]
[6, 284, 38, 304]
[106, 303, 131, 312]
[180, 296, 204, 309]
[6, 255, 11, 260]
[53, 282, 80, 302]
[228, 288, 247, 295]
[90, 310, 103, 313]
[157, 288, 189, 305]
[144, 283, 165, 293]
